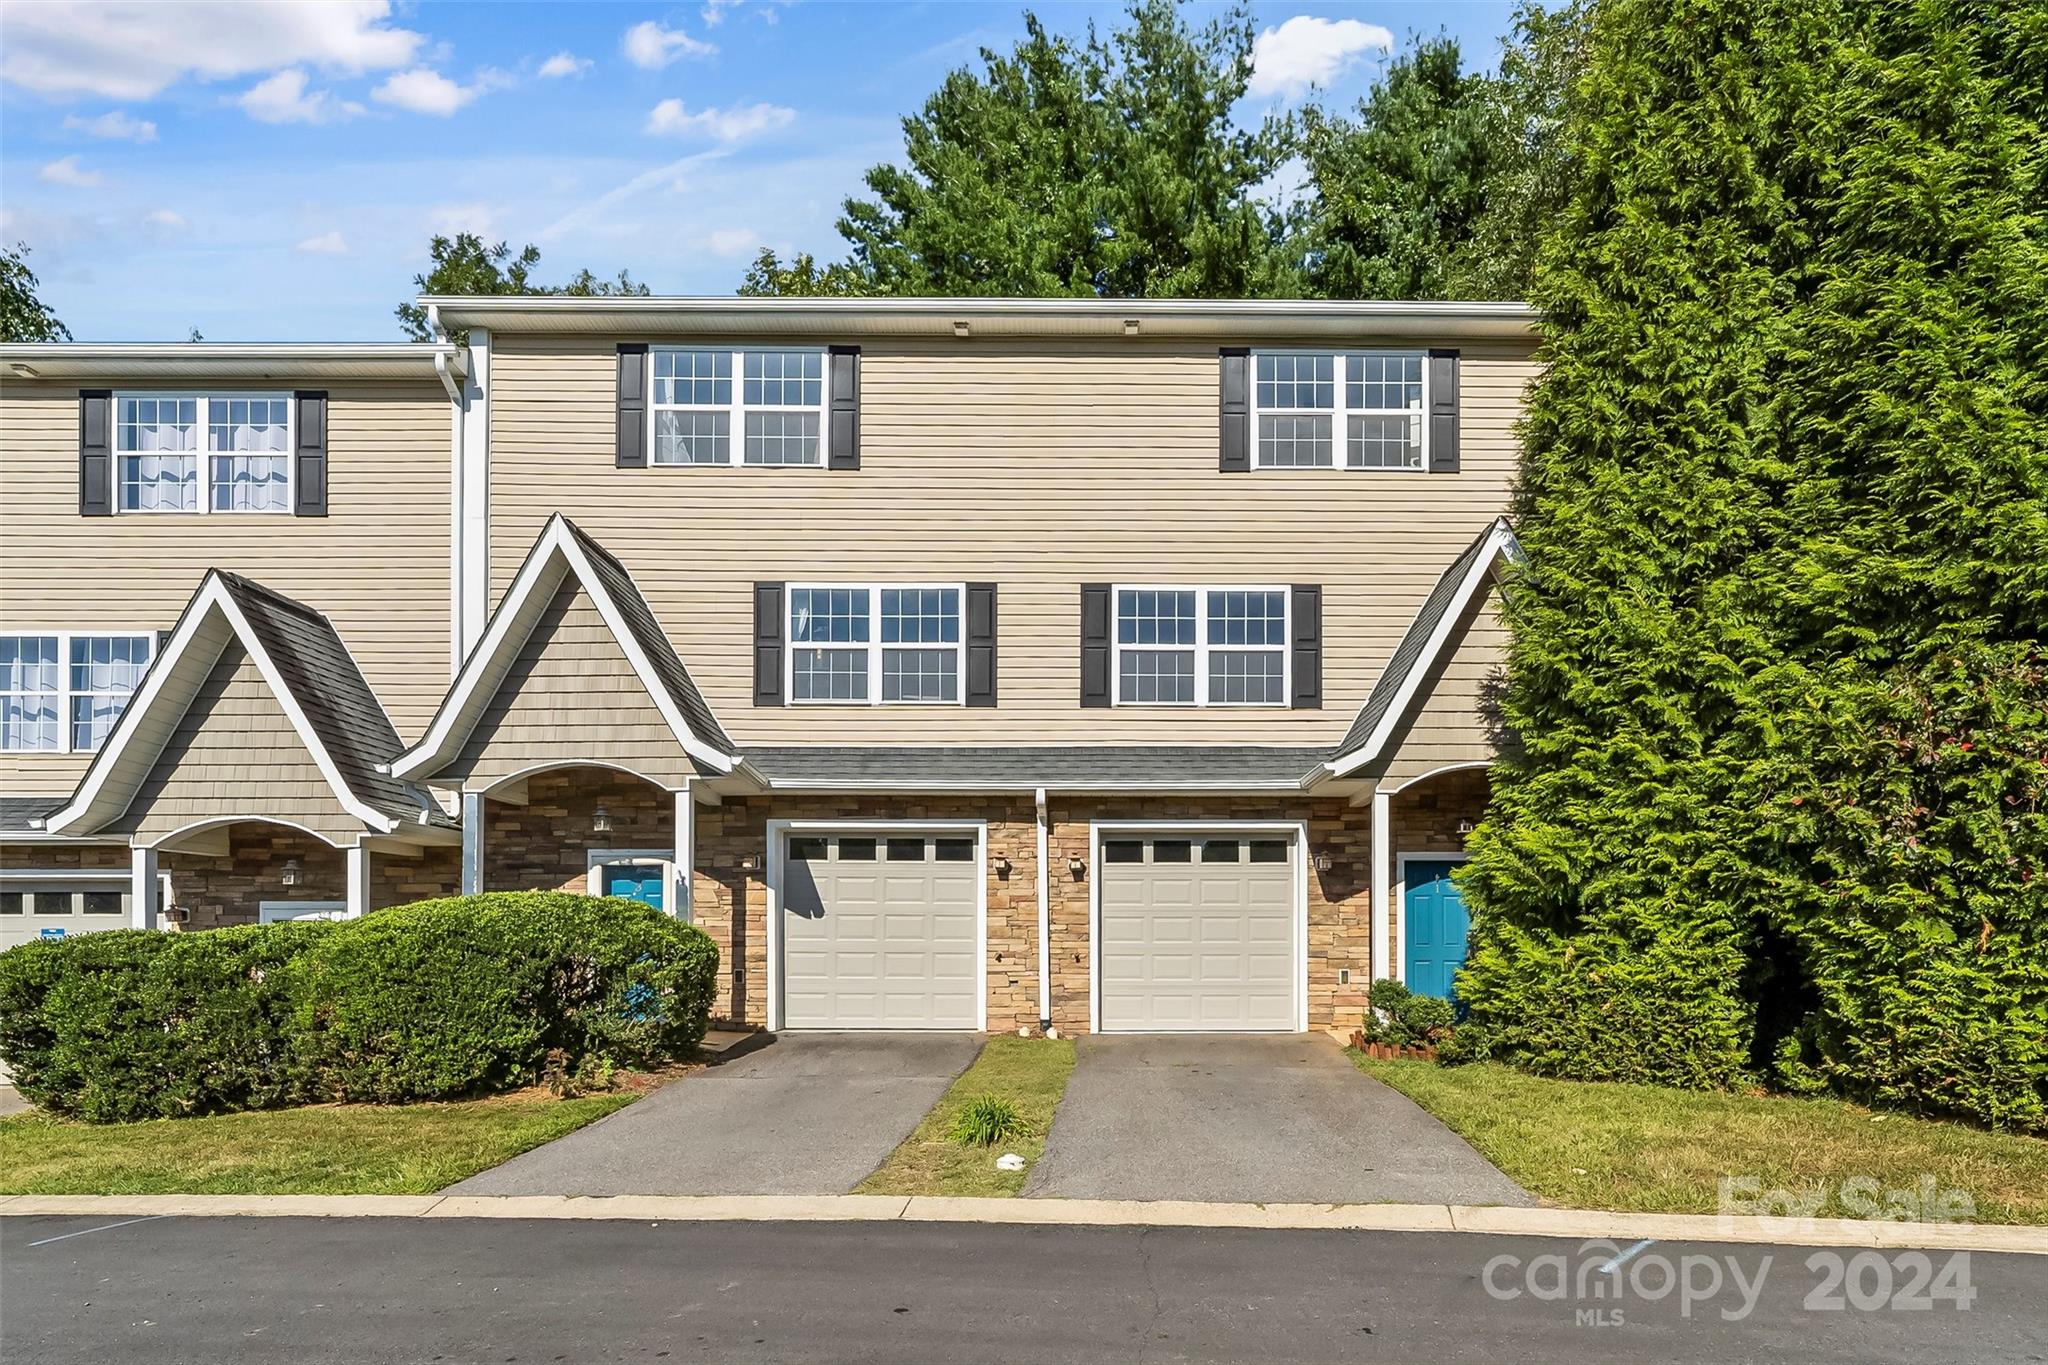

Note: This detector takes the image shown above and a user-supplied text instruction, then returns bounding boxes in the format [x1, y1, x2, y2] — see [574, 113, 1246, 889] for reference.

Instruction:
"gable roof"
[42, 572, 452, 838]
[392, 515, 740, 784]
[1324, 517, 1523, 779]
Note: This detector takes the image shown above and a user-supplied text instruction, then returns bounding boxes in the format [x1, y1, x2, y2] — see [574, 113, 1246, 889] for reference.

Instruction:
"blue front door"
[603, 864, 665, 911]
[1404, 859, 1471, 1000]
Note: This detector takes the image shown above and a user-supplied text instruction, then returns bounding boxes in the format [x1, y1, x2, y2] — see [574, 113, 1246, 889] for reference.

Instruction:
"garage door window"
[934, 837, 975, 861]
[1248, 839, 1289, 863]
[789, 836, 828, 861]
[887, 837, 927, 861]
[1201, 839, 1241, 863]
[1103, 840, 1144, 864]
[837, 837, 876, 861]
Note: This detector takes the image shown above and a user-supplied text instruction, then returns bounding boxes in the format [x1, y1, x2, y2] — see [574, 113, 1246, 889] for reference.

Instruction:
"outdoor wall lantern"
[993, 855, 1013, 877]
[590, 806, 614, 835]
[1456, 819, 1477, 836]
[279, 858, 302, 888]
[1313, 850, 1334, 873]
[1067, 856, 1086, 879]
[740, 853, 762, 872]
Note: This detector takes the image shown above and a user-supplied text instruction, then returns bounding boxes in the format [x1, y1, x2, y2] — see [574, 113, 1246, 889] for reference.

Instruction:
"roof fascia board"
[1, 343, 464, 381]
[1325, 519, 1522, 779]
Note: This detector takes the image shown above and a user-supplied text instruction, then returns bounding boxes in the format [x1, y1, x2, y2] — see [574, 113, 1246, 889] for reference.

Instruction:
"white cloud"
[296, 230, 349, 254]
[537, 51, 590, 79]
[622, 20, 714, 69]
[700, 0, 742, 26]
[63, 110, 158, 142]
[703, 227, 759, 257]
[645, 99, 794, 143]
[144, 209, 186, 230]
[38, 156, 104, 188]
[1247, 16, 1393, 100]
[371, 67, 479, 116]
[428, 202, 496, 237]
[238, 68, 362, 124]
[1, 0, 423, 100]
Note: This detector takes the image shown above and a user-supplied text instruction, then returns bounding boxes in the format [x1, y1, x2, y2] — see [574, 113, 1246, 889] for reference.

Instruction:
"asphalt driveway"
[451, 1033, 980, 1196]
[1022, 1034, 1532, 1206]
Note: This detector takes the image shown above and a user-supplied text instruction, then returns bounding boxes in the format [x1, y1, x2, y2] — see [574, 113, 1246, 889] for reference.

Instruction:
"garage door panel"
[1099, 834, 1296, 1033]
[781, 832, 980, 1030]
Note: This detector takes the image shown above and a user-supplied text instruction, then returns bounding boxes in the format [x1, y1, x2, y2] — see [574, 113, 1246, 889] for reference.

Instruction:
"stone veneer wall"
[163, 828, 345, 930]
[0, 843, 129, 873]
[480, 768, 676, 895]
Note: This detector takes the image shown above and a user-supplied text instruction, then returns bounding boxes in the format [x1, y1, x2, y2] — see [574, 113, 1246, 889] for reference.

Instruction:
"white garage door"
[1099, 834, 1297, 1032]
[780, 832, 980, 1030]
[0, 878, 129, 951]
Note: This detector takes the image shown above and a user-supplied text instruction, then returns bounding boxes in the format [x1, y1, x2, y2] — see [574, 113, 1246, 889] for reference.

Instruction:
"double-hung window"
[116, 392, 292, 512]
[788, 585, 962, 704]
[1253, 350, 1426, 470]
[651, 346, 827, 466]
[0, 633, 153, 752]
[1114, 587, 1288, 707]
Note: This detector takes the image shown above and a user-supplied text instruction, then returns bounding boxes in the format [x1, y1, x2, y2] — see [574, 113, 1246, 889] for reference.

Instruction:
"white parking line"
[26, 1215, 166, 1247]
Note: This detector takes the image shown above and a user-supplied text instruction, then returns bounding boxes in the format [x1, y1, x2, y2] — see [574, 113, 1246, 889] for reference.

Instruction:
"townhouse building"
[0, 297, 1534, 1037]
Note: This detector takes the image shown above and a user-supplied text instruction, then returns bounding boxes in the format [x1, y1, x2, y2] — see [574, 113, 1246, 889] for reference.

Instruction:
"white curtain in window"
[122, 454, 199, 511]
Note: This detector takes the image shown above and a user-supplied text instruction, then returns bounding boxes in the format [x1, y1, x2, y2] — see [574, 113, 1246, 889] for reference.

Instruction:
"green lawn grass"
[1355, 1056, 2048, 1226]
[0, 1093, 633, 1196]
[858, 1036, 1077, 1197]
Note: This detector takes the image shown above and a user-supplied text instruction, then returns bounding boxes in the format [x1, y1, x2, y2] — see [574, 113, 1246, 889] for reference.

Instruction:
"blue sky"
[1, 1, 1518, 341]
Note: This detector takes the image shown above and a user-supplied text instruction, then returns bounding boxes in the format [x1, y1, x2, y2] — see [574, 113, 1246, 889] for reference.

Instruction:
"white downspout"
[429, 305, 466, 677]
[1035, 786, 1052, 1034]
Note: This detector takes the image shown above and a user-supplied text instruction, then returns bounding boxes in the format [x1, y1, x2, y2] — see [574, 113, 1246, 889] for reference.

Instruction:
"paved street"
[450, 1033, 979, 1195]
[5, 1215, 2036, 1363]
[1025, 1033, 1530, 1204]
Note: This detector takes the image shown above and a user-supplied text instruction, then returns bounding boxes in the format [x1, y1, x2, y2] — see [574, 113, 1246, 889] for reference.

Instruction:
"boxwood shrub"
[0, 892, 718, 1120]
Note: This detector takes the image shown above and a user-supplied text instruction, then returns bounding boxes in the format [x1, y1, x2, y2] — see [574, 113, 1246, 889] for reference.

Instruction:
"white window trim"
[1110, 584, 1290, 709]
[646, 344, 831, 469]
[1248, 348, 1429, 473]
[112, 390, 296, 515]
[784, 582, 967, 707]
[0, 630, 155, 754]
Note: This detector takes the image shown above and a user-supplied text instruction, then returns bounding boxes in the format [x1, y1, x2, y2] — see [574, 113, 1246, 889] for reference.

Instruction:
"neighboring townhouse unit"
[0, 298, 1534, 1039]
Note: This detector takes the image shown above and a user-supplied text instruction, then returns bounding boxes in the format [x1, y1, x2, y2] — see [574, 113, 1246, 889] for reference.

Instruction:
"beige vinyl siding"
[489, 336, 1534, 746]
[113, 640, 362, 845]
[442, 581, 696, 791]
[1376, 590, 1507, 788]
[0, 379, 451, 794]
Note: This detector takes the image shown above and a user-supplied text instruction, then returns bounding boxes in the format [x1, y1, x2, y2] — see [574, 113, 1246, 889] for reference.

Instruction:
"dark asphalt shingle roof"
[217, 572, 454, 828]
[1333, 519, 1511, 761]
[0, 796, 67, 833]
[560, 519, 737, 761]
[746, 745, 1331, 788]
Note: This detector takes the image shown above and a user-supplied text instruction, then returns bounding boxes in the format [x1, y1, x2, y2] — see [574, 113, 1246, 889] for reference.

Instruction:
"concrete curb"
[3, 1193, 2043, 1253]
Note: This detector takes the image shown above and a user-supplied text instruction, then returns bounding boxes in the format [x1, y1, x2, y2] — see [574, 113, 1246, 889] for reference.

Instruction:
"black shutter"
[616, 343, 648, 468]
[965, 583, 997, 707]
[293, 390, 327, 516]
[827, 345, 860, 470]
[1427, 349, 1460, 473]
[79, 390, 112, 516]
[753, 582, 784, 706]
[1290, 584, 1322, 709]
[1219, 348, 1250, 472]
[1080, 584, 1112, 708]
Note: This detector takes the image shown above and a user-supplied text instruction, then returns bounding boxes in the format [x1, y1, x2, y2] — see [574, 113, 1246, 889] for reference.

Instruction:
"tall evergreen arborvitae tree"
[1461, 0, 2047, 1129]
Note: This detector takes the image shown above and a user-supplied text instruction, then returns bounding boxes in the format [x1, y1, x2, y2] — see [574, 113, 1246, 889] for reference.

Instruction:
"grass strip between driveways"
[0, 1093, 634, 1196]
[857, 1036, 1077, 1197]
[1354, 1055, 2048, 1226]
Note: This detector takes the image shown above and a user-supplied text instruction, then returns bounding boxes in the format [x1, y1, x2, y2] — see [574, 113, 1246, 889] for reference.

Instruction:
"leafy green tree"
[750, 0, 1294, 298]
[397, 234, 648, 341]
[737, 248, 876, 297]
[1460, 0, 2047, 1129]
[1, 242, 70, 342]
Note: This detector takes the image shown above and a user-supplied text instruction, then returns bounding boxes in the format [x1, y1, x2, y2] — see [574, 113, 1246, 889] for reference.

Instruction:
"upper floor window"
[0, 633, 153, 752]
[788, 585, 962, 704]
[1254, 350, 1425, 471]
[1115, 587, 1288, 707]
[117, 392, 292, 513]
[652, 347, 827, 467]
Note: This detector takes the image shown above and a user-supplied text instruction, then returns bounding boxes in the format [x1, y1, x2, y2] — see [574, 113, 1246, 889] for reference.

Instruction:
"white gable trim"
[1324, 519, 1524, 780]
[44, 574, 398, 837]
[392, 515, 739, 782]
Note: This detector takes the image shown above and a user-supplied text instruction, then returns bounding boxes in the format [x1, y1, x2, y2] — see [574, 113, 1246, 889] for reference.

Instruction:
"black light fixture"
[279, 858, 302, 888]
[993, 855, 1012, 877]
[1067, 856, 1086, 879]
[1313, 850, 1334, 873]
[739, 853, 761, 872]
[591, 806, 613, 835]
[1456, 819, 1476, 836]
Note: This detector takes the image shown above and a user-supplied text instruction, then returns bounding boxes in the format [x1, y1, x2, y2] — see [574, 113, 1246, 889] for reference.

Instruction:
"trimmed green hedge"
[0, 893, 718, 1122]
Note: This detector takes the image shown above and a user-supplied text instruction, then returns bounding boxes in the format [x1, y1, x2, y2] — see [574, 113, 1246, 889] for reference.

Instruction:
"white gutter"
[1035, 787, 1052, 1035]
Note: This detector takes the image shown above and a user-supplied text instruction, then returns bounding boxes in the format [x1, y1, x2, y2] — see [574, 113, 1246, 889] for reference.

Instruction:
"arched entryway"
[1381, 764, 1491, 998]
[471, 764, 684, 915]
